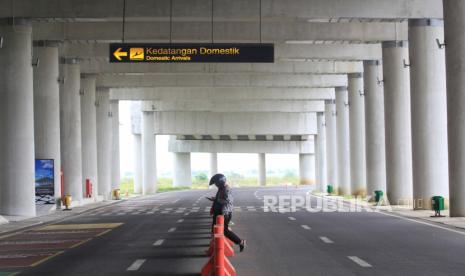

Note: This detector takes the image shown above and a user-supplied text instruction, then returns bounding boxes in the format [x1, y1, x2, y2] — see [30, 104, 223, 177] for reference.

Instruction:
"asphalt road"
[3, 186, 465, 276]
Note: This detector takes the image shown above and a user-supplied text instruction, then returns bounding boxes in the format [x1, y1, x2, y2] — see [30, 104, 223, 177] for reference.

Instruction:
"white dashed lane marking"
[153, 239, 164, 246]
[319, 236, 334, 244]
[348, 256, 372, 267]
[288, 217, 296, 221]
[301, 225, 311, 230]
[168, 227, 176, 233]
[127, 259, 146, 271]
[177, 219, 184, 223]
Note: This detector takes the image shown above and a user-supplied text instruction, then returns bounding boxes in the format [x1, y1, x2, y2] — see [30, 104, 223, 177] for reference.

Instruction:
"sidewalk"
[323, 194, 465, 231]
[0, 200, 122, 237]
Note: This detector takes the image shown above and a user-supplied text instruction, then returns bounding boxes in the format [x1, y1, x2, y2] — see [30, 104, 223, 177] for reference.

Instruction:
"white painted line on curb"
[319, 236, 334, 244]
[127, 259, 146, 271]
[168, 227, 176, 233]
[288, 217, 296, 221]
[348, 256, 372, 267]
[301, 225, 311, 230]
[177, 219, 184, 223]
[153, 239, 164, 246]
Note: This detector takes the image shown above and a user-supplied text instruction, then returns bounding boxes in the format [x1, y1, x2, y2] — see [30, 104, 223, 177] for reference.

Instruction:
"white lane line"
[319, 236, 334, 244]
[168, 227, 176, 233]
[288, 217, 296, 221]
[177, 219, 184, 223]
[301, 225, 311, 230]
[153, 239, 165, 246]
[127, 259, 146, 271]
[348, 256, 372, 267]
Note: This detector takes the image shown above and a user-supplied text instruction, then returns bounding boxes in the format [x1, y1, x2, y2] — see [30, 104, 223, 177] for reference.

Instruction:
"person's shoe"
[239, 240, 246, 252]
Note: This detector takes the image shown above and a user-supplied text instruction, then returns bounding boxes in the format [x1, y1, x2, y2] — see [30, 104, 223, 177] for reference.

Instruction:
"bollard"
[216, 215, 224, 225]
[214, 235, 225, 276]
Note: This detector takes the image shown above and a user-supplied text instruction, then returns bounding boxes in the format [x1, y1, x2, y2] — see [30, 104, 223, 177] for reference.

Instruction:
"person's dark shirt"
[214, 185, 234, 214]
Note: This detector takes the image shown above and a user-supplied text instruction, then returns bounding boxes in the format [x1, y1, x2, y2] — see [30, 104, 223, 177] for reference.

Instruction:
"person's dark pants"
[212, 213, 242, 245]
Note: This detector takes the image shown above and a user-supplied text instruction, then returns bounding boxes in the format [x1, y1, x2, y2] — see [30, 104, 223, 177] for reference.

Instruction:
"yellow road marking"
[30, 251, 64, 267]
[37, 223, 123, 231]
[69, 238, 92, 249]
[95, 229, 112, 237]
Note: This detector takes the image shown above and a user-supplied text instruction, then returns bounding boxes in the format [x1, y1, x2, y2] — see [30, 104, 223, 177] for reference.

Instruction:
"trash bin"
[113, 189, 121, 200]
[327, 185, 334, 194]
[431, 196, 444, 217]
[62, 194, 72, 211]
[374, 190, 384, 203]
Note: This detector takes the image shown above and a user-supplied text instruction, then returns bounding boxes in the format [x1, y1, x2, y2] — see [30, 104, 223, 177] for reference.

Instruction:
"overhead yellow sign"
[109, 43, 274, 63]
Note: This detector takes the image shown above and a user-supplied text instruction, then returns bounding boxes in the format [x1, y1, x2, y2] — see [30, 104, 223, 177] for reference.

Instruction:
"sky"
[118, 101, 299, 178]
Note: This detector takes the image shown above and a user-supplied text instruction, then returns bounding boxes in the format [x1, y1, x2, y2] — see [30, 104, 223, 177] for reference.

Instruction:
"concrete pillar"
[141, 111, 157, 194]
[80, 75, 98, 199]
[33, 41, 61, 204]
[315, 112, 328, 192]
[133, 134, 142, 194]
[96, 88, 112, 200]
[363, 60, 387, 199]
[299, 153, 315, 185]
[324, 100, 338, 192]
[173, 153, 192, 187]
[445, 1, 465, 216]
[382, 41, 413, 206]
[210, 153, 218, 177]
[111, 100, 121, 190]
[409, 19, 449, 209]
[59, 58, 83, 205]
[0, 19, 36, 217]
[335, 86, 351, 196]
[348, 73, 367, 197]
[258, 153, 266, 186]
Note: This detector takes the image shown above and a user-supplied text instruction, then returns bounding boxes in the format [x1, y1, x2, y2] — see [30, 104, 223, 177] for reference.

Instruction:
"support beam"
[80, 75, 99, 200]
[80, 61, 363, 75]
[0, 0, 442, 20]
[152, 112, 317, 135]
[382, 41, 413, 206]
[173, 153, 192, 187]
[0, 19, 35, 217]
[169, 139, 314, 154]
[111, 87, 335, 101]
[133, 134, 143, 194]
[144, 100, 325, 113]
[96, 73, 347, 88]
[299, 154, 315, 185]
[141, 111, 157, 194]
[210, 153, 218, 177]
[363, 60, 387, 199]
[444, 0, 465, 217]
[348, 73, 367, 197]
[96, 88, 112, 200]
[315, 113, 327, 193]
[111, 100, 121, 191]
[324, 100, 338, 193]
[409, 19, 449, 209]
[63, 43, 381, 62]
[33, 42, 61, 204]
[335, 87, 351, 196]
[258, 153, 266, 186]
[60, 58, 84, 205]
[33, 21, 407, 43]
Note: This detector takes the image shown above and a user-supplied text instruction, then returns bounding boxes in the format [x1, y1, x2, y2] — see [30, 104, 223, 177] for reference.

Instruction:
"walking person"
[207, 173, 246, 252]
